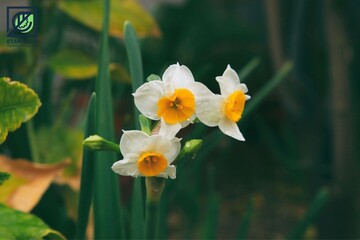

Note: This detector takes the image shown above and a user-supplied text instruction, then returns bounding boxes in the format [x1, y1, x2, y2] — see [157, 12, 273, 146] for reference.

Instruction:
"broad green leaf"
[48, 49, 131, 83]
[0, 203, 65, 240]
[0, 77, 41, 144]
[0, 155, 68, 212]
[58, 0, 161, 38]
[0, 172, 10, 186]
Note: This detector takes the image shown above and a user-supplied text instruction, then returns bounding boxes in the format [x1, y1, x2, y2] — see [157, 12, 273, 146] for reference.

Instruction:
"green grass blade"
[124, 21, 144, 130]
[201, 166, 219, 239]
[287, 188, 329, 239]
[242, 61, 293, 118]
[93, 0, 123, 238]
[238, 57, 261, 82]
[124, 21, 145, 239]
[236, 198, 254, 239]
[76, 93, 96, 240]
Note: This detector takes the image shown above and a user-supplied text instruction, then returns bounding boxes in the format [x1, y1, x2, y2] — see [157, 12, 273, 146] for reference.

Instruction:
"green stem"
[26, 120, 40, 163]
[145, 177, 165, 239]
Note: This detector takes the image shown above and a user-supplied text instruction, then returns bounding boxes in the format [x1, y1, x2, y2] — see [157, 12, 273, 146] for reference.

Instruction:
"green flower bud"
[83, 135, 120, 153]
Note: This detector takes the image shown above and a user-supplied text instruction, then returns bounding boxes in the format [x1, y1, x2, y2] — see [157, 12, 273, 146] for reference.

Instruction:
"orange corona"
[157, 88, 195, 124]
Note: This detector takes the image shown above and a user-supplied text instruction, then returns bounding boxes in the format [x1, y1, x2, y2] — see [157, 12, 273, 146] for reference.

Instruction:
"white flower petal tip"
[114, 130, 181, 179]
[219, 118, 246, 141]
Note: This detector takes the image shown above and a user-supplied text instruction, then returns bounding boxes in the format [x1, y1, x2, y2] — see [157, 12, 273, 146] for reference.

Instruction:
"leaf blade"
[0, 77, 41, 144]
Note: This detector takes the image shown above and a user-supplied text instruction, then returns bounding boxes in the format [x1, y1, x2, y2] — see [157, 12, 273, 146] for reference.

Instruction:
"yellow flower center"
[157, 88, 195, 124]
[224, 90, 246, 122]
[137, 152, 168, 176]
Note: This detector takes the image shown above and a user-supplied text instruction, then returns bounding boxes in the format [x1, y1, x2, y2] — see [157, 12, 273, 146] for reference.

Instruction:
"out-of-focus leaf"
[0, 155, 68, 212]
[0, 172, 10, 186]
[35, 126, 83, 190]
[238, 57, 261, 82]
[48, 50, 131, 83]
[0, 77, 41, 144]
[110, 63, 131, 84]
[236, 198, 254, 239]
[0, 203, 65, 239]
[58, 0, 161, 38]
[287, 188, 329, 239]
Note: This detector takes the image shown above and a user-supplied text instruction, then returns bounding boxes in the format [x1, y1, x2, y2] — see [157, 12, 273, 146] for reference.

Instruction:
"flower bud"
[83, 135, 120, 153]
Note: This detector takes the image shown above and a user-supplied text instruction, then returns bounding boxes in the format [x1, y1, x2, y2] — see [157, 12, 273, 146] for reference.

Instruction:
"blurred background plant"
[0, 0, 359, 239]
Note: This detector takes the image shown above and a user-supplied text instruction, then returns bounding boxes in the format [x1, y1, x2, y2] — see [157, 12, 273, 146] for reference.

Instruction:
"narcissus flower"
[111, 130, 181, 179]
[196, 65, 250, 141]
[134, 63, 212, 138]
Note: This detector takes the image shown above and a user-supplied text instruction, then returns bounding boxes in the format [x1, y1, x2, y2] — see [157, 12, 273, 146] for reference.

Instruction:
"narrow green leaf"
[0, 77, 41, 144]
[0, 204, 65, 239]
[236, 198, 254, 239]
[242, 61, 293, 117]
[124, 21, 144, 130]
[76, 93, 96, 240]
[0, 172, 10, 186]
[238, 57, 261, 82]
[93, 0, 123, 238]
[124, 21, 145, 239]
[287, 188, 329, 239]
[130, 179, 144, 239]
[201, 166, 219, 239]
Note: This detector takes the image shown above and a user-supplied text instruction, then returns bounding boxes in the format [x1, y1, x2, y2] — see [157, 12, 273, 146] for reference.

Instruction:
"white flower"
[133, 63, 212, 138]
[111, 130, 181, 179]
[196, 65, 250, 141]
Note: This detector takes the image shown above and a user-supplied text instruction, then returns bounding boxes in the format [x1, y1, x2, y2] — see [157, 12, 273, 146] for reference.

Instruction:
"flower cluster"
[112, 63, 250, 179]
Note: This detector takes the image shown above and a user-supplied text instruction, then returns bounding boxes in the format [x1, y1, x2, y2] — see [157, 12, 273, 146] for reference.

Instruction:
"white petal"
[112, 158, 139, 177]
[238, 83, 248, 93]
[218, 117, 245, 141]
[120, 130, 149, 157]
[158, 165, 176, 179]
[159, 119, 182, 138]
[164, 138, 181, 164]
[133, 81, 164, 120]
[196, 94, 224, 127]
[190, 81, 214, 100]
[142, 134, 172, 156]
[162, 63, 195, 89]
[216, 65, 240, 97]
[246, 95, 251, 100]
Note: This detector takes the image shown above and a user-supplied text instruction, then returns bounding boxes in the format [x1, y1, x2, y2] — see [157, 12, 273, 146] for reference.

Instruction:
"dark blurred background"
[1, 0, 359, 239]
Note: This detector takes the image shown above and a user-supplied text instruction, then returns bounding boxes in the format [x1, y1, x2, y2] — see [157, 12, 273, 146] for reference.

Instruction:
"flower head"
[133, 63, 212, 138]
[111, 130, 181, 179]
[196, 65, 250, 141]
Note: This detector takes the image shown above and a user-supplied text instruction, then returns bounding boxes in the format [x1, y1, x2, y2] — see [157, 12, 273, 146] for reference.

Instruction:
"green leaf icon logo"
[13, 12, 34, 34]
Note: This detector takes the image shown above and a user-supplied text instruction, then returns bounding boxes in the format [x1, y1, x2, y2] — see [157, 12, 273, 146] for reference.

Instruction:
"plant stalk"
[144, 177, 165, 239]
